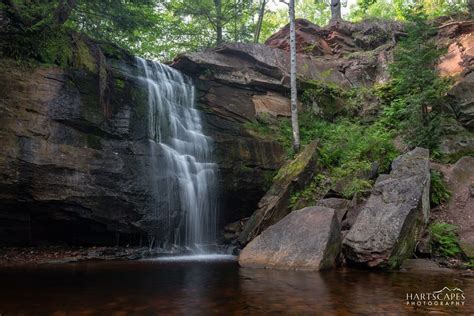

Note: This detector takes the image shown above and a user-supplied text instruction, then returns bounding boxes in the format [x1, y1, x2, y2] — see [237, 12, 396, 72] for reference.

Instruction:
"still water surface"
[0, 256, 473, 315]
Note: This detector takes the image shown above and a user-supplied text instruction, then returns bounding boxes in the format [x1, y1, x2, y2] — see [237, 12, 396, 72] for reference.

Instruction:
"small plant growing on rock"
[430, 222, 462, 258]
[430, 170, 451, 206]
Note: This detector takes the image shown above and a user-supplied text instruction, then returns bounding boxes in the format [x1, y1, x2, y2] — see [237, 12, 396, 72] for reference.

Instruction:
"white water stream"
[137, 58, 218, 251]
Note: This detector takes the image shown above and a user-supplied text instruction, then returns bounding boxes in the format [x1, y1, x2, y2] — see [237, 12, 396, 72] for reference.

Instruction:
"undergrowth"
[430, 222, 462, 258]
[430, 170, 451, 206]
[248, 110, 399, 199]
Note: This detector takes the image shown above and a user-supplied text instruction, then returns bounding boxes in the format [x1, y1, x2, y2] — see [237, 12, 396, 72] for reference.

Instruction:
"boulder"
[238, 140, 319, 246]
[342, 148, 430, 268]
[315, 198, 349, 223]
[239, 206, 342, 271]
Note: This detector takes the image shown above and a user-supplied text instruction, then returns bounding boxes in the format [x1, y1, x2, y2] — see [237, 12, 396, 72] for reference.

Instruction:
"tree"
[254, 0, 267, 43]
[330, 0, 342, 21]
[281, 0, 300, 152]
[171, 0, 257, 47]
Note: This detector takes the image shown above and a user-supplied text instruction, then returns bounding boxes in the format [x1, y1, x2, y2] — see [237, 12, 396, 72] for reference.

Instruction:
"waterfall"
[136, 57, 218, 252]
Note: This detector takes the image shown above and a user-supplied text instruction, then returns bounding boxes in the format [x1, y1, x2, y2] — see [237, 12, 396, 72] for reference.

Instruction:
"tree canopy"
[0, 0, 470, 61]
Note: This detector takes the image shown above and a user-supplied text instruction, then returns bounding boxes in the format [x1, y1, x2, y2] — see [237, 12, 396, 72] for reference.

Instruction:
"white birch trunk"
[289, 0, 300, 152]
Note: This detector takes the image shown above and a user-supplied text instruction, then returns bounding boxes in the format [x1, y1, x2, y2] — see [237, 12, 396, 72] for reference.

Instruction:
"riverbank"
[0, 246, 150, 266]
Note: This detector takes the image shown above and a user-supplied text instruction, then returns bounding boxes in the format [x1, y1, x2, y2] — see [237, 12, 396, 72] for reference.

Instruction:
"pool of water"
[0, 258, 472, 314]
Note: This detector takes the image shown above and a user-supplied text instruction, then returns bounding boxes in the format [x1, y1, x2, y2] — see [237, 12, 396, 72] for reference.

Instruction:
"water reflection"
[0, 260, 472, 314]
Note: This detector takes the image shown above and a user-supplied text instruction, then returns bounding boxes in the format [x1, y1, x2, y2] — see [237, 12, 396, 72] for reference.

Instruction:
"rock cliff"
[0, 37, 285, 245]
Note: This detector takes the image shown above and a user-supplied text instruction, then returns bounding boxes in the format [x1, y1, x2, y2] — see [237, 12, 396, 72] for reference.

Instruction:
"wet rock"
[343, 148, 430, 269]
[239, 206, 341, 271]
[238, 141, 319, 246]
[400, 259, 454, 274]
[224, 220, 242, 233]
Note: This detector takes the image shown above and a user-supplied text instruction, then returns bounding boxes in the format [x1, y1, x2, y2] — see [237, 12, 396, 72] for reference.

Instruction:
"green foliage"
[430, 170, 451, 206]
[258, 0, 332, 43]
[290, 173, 329, 208]
[430, 222, 463, 258]
[277, 110, 398, 198]
[348, 0, 468, 21]
[378, 7, 452, 151]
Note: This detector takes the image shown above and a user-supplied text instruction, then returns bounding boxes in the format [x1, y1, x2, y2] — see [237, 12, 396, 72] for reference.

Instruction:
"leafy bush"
[276, 111, 398, 198]
[430, 170, 451, 206]
[430, 222, 462, 258]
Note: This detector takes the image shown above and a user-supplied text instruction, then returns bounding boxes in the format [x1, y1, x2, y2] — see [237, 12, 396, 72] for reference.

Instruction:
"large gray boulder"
[239, 206, 342, 271]
[342, 147, 430, 268]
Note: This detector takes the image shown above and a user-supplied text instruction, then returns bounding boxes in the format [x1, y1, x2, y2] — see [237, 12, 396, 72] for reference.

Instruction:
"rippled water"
[0, 259, 473, 315]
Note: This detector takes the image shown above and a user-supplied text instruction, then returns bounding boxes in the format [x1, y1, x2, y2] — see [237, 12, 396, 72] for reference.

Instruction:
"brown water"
[0, 256, 473, 315]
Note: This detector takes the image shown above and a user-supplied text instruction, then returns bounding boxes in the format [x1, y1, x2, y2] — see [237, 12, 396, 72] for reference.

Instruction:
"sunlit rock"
[239, 206, 341, 271]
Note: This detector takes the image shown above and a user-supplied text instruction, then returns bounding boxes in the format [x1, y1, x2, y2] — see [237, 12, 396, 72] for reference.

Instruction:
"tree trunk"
[254, 0, 267, 43]
[330, 0, 342, 21]
[289, 0, 300, 152]
[214, 0, 223, 45]
[469, 0, 474, 16]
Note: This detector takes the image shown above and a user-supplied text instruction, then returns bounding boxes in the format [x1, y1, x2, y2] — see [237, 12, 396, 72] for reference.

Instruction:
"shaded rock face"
[342, 148, 430, 269]
[0, 49, 286, 245]
[238, 141, 319, 246]
[432, 156, 474, 258]
[0, 57, 157, 245]
[239, 206, 341, 271]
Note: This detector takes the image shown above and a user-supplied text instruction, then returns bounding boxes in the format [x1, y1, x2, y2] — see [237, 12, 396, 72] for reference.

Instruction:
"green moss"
[75, 38, 97, 73]
[115, 79, 125, 89]
[274, 141, 317, 182]
[274, 158, 307, 181]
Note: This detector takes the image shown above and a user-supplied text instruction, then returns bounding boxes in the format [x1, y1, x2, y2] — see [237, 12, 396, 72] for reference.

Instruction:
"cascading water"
[136, 57, 218, 252]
